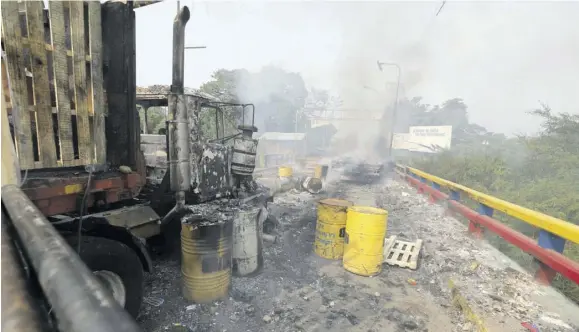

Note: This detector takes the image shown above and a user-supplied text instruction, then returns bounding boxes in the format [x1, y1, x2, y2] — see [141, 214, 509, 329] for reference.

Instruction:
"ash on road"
[137, 175, 579, 332]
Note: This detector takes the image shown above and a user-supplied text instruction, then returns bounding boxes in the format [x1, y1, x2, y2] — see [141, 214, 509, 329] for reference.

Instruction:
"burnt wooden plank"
[1, 1, 35, 169]
[127, 4, 139, 169]
[102, 1, 138, 167]
[70, 1, 91, 164]
[1, 55, 11, 108]
[26, 0, 58, 167]
[2, 85, 21, 185]
[48, 1, 75, 164]
[88, 1, 106, 164]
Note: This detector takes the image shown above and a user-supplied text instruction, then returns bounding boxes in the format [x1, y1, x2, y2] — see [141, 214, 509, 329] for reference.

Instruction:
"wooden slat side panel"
[2, 56, 12, 110]
[70, 1, 91, 164]
[88, 1, 106, 164]
[48, 1, 75, 164]
[1, 1, 35, 169]
[1, 85, 21, 186]
[26, 0, 58, 168]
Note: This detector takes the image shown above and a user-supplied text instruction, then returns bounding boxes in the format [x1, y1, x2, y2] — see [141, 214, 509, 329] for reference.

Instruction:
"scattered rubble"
[137, 171, 579, 332]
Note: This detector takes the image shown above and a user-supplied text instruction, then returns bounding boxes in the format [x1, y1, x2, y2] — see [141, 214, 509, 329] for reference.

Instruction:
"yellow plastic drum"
[314, 198, 353, 259]
[343, 206, 388, 276]
[181, 220, 233, 303]
[313, 165, 324, 179]
[313, 165, 330, 180]
[278, 166, 293, 178]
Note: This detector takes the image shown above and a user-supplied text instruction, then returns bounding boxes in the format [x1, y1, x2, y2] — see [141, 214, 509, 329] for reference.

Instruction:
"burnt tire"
[66, 236, 144, 318]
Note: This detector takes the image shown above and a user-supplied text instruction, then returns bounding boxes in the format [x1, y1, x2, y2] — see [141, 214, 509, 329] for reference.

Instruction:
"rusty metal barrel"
[297, 176, 323, 194]
[181, 217, 233, 303]
[314, 198, 354, 259]
[232, 206, 264, 277]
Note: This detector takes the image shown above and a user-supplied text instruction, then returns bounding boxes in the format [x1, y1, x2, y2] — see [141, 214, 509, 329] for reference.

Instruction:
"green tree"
[199, 66, 308, 133]
[199, 69, 250, 136]
[407, 102, 579, 304]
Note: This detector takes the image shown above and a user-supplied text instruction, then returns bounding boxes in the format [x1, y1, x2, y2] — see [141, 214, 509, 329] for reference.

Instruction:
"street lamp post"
[176, 3, 208, 51]
[295, 110, 299, 133]
[376, 61, 401, 159]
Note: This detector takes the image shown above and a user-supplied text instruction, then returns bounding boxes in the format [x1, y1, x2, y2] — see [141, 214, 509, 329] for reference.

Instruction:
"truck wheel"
[66, 236, 144, 318]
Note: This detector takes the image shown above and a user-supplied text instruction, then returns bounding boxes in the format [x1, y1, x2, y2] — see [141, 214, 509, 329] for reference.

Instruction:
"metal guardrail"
[401, 165, 579, 244]
[395, 164, 579, 286]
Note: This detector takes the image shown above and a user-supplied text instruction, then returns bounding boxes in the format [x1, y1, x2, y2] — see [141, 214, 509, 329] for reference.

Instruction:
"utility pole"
[295, 110, 301, 133]
[376, 61, 401, 159]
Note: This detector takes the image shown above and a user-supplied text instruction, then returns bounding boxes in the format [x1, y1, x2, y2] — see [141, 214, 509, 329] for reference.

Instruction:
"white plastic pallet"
[383, 236, 423, 270]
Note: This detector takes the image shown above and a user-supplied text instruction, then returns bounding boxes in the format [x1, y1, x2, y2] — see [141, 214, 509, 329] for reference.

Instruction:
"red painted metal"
[403, 174, 579, 285]
[407, 176, 448, 201]
[450, 200, 579, 284]
[22, 173, 143, 216]
[535, 263, 558, 285]
[467, 221, 485, 239]
[428, 193, 436, 204]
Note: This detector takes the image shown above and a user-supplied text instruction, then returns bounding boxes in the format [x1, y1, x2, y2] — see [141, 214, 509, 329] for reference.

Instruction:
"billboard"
[392, 133, 413, 150]
[392, 126, 452, 153]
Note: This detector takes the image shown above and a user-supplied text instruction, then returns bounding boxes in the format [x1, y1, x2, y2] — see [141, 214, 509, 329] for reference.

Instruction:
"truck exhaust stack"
[164, 6, 191, 224]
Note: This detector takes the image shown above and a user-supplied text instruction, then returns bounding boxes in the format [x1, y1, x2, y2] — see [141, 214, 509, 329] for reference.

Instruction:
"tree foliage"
[199, 66, 308, 133]
[403, 100, 579, 304]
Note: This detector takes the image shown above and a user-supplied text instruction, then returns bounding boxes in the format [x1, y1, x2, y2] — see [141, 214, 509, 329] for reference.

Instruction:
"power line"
[436, 1, 446, 17]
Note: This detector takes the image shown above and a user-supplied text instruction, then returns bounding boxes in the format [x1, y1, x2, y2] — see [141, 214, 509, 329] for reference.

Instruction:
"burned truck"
[1, 0, 263, 319]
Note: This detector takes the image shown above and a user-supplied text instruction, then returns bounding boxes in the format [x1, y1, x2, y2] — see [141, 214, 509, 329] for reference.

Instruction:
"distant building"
[256, 132, 306, 167]
[305, 124, 337, 156]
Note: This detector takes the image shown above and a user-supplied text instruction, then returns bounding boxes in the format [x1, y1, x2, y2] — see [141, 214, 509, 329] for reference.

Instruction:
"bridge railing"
[394, 164, 579, 286]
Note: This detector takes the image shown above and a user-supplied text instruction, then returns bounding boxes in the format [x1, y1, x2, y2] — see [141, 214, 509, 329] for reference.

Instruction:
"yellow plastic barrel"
[314, 198, 353, 259]
[313, 165, 324, 179]
[313, 165, 329, 179]
[343, 206, 388, 276]
[181, 220, 233, 303]
[278, 166, 293, 177]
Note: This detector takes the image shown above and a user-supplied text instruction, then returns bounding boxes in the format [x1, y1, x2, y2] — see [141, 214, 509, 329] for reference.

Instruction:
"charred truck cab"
[138, 94, 261, 216]
[1, 0, 263, 319]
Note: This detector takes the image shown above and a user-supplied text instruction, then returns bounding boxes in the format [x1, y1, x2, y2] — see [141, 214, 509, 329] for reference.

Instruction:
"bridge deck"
[137, 171, 579, 332]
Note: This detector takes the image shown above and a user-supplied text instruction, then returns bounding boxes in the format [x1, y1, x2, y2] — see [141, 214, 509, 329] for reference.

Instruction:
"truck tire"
[66, 236, 144, 318]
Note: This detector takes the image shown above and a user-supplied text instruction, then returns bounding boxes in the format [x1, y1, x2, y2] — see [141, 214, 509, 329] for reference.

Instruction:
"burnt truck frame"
[1, 0, 261, 320]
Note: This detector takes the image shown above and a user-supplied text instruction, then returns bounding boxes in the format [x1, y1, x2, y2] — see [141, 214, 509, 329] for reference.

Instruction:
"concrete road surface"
[137, 172, 579, 332]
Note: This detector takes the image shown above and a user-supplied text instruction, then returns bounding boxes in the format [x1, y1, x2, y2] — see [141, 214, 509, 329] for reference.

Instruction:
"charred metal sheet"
[1, 219, 46, 332]
[90, 205, 161, 239]
[141, 134, 168, 184]
[341, 162, 383, 185]
[195, 143, 233, 202]
[1, 184, 141, 332]
[168, 92, 190, 192]
[187, 94, 201, 189]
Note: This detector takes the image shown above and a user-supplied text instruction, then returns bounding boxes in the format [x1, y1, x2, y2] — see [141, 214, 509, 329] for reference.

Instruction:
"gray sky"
[135, 1, 579, 135]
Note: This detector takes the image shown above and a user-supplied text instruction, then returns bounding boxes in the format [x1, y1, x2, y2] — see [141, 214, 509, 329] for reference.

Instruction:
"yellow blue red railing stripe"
[395, 164, 579, 285]
[400, 165, 579, 244]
